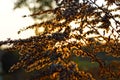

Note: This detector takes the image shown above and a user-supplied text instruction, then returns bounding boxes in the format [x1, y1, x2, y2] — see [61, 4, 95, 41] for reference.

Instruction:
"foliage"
[14, 0, 54, 11]
[14, 0, 55, 19]
[0, 0, 120, 80]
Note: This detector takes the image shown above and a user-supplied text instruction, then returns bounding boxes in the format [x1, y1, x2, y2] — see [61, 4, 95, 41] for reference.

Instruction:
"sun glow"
[0, 0, 35, 41]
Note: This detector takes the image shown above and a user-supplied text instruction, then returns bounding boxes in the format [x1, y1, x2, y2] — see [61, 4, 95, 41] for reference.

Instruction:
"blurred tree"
[0, 0, 120, 80]
[14, 0, 56, 35]
[14, 0, 55, 20]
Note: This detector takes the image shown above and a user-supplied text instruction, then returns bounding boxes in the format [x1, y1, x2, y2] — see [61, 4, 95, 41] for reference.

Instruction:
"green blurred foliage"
[14, 0, 55, 19]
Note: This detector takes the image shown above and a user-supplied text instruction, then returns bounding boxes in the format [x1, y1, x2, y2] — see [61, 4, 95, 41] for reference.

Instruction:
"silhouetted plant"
[0, 0, 120, 80]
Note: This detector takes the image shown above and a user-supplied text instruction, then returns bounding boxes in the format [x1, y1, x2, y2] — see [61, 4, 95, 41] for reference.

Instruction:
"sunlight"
[0, 0, 35, 41]
[0, 0, 119, 41]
